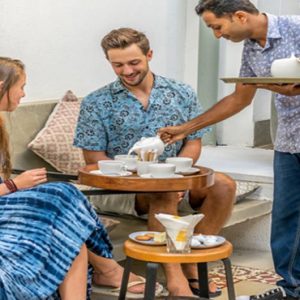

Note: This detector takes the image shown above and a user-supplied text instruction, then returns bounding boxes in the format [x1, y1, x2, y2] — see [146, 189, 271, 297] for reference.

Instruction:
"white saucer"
[90, 170, 132, 177]
[140, 173, 184, 179]
[190, 234, 226, 249]
[176, 167, 200, 175]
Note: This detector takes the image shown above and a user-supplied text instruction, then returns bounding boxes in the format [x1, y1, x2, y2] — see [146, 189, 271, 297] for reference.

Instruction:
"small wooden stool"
[119, 240, 235, 300]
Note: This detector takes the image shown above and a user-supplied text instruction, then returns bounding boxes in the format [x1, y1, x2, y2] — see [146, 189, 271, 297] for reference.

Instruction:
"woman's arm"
[0, 168, 47, 196]
[0, 182, 12, 196]
[13, 168, 47, 190]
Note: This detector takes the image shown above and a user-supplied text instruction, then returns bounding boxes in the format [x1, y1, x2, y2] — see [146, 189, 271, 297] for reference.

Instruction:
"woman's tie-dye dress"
[0, 182, 112, 299]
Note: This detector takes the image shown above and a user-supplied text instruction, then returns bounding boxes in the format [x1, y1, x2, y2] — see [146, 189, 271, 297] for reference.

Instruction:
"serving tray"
[221, 77, 300, 84]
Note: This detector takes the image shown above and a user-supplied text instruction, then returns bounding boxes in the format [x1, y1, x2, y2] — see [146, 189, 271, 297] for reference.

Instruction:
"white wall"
[183, 0, 201, 91]
[0, 0, 189, 102]
[216, 0, 300, 146]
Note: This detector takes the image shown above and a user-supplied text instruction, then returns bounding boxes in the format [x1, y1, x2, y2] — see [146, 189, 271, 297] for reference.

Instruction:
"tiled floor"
[211, 249, 277, 300]
[91, 248, 278, 299]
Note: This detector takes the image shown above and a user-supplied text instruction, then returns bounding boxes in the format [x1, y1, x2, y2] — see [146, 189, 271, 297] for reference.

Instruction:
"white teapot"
[271, 54, 300, 78]
[128, 135, 165, 156]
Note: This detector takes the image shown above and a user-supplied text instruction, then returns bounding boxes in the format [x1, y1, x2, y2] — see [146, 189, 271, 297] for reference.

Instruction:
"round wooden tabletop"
[78, 164, 214, 192]
[124, 240, 233, 263]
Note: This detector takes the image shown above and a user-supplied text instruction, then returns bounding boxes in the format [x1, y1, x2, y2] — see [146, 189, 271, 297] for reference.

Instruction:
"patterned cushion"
[28, 91, 85, 175]
[235, 180, 260, 203]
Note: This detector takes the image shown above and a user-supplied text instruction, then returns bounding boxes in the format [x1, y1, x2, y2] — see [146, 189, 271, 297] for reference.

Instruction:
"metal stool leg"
[222, 258, 236, 300]
[197, 262, 209, 299]
[119, 257, 132, 300]
[144, 262, 158, 300]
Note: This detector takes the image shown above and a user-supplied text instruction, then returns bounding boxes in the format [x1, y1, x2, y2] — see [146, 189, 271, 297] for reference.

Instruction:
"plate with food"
[129, 231, 166, 246]
[190, 234, 226, 249]
[221, 77, 300, 84]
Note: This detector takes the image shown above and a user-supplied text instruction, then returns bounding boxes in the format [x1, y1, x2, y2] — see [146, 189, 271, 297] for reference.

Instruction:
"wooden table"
[79, 165, 223, 300]
[78, 164, 214, 192]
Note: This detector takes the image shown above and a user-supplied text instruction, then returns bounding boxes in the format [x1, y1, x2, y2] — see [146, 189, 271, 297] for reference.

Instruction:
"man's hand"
[158, 125, 187, 144]
[255, 83, 300, 96]
[13, 168, 47, 190]
[177, 191, 185, 201]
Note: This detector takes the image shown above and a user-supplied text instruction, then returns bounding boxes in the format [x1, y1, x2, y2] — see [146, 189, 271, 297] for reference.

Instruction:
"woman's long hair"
[0, 57, 25, 179]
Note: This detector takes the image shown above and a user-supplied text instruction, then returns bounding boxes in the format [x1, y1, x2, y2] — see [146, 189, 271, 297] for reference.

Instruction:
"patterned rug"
[209, 265, 282, 289]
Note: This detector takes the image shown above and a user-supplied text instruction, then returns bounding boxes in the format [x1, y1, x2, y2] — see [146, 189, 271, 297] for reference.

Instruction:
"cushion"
[235, 180, 260, 203]
[28, 91, 85, 175]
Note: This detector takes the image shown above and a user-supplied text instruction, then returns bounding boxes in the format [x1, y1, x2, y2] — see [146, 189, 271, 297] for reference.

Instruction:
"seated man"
[74, 27, 236, 297]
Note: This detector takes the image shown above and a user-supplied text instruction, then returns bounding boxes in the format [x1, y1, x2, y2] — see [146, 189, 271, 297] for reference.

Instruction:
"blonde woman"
[0, 57, 153, 300]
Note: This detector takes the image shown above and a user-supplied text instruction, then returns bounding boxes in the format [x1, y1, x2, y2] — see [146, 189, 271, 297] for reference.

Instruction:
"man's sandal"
[188, 278, 222, 298]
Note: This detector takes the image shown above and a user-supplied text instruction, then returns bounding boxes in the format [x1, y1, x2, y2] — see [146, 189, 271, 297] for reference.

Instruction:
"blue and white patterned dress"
[0, 182, 112, 300]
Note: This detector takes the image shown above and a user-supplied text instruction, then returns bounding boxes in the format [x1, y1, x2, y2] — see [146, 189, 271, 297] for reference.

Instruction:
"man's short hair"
[195, 0, 259, 17]
[101, 28, 150, 58]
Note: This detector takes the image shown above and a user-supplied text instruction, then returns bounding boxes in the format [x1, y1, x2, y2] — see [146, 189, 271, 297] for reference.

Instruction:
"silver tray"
[221, 77, 300, 84]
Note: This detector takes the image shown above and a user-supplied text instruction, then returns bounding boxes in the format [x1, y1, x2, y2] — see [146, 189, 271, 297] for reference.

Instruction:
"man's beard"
[120, 68, 149, 87]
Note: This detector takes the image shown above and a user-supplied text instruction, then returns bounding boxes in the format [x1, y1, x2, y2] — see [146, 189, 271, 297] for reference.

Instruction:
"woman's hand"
[13, 168, 47, 190]
[158, 125, 187, 144]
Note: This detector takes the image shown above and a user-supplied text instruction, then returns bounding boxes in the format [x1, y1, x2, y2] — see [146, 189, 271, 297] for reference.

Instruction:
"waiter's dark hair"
[195, 0, 259, 17]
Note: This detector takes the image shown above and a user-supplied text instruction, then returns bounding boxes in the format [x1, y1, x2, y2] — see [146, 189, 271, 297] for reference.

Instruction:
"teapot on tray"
[271, 54, 300, 78]
[128, 135, 165, 161]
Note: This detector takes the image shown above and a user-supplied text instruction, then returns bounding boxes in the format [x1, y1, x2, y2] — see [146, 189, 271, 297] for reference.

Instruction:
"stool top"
[124, 240, 233, 263]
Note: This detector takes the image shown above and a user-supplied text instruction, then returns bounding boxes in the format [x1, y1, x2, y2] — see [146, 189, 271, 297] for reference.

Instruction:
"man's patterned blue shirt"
[74, 75, 209, 161]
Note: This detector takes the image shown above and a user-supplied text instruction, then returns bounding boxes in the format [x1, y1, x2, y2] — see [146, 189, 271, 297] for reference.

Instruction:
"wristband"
[4, 179, 18, 193]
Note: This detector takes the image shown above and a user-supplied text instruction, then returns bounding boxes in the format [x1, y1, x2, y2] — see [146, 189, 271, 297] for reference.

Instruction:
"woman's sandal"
[92, 275, 164, 298]
[188, 278, 222, 298]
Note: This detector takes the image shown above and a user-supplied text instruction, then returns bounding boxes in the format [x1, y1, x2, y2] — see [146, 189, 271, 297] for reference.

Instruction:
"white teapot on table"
[271, 54, 300, 78]
[128, 135, 165, 156]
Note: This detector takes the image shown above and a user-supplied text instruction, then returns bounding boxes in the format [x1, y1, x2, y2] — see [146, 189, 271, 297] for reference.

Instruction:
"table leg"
[197, 262, 209, 299]
[118, 257, 132, 300]
[145, 262, 158, 300]
[222, 258, 236, 300]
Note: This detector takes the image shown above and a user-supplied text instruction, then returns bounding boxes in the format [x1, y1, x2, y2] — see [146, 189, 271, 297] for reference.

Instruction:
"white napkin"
[155, 213, 204, 251]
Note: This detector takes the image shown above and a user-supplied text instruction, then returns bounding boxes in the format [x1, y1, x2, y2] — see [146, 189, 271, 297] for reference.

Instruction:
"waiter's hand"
[158, 125, 186, 144]
[255, 83, 300, 96]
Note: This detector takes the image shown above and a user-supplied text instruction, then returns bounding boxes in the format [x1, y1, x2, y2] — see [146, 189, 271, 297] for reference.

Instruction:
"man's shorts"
[89, 191, 196, 218]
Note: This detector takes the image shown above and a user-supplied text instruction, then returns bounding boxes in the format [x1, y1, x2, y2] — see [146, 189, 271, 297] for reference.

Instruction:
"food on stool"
[154, 232, 166, 243]
[135, 234, 153, 241]
[146, 233, 155, 238]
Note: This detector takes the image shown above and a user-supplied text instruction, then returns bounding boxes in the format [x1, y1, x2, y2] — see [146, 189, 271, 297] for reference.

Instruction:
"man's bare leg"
[136, 192, 194, 296]
[182, 172, 236, 290]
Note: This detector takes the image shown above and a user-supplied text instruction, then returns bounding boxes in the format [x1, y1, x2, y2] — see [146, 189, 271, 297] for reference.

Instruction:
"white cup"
[165, 157, 193, 172]
[148, 163, 176, 178]
[98, 160, 125, 174]
[137, 161, 156, 176]
[114, 154, 138, 171]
